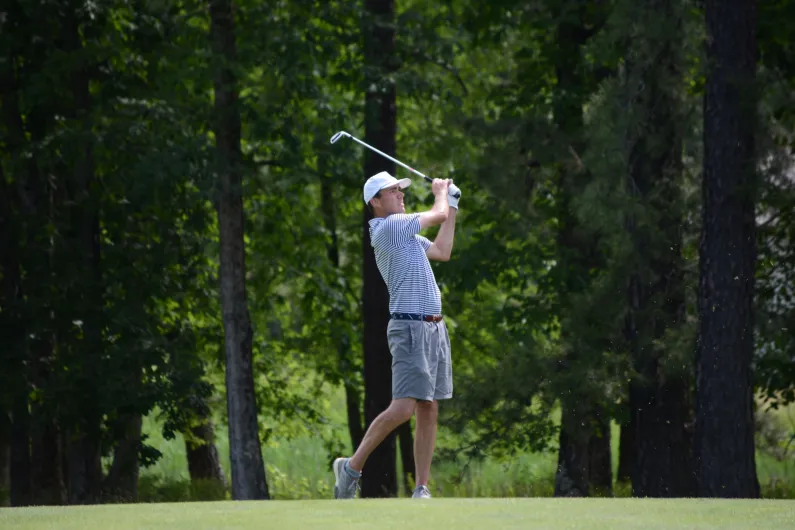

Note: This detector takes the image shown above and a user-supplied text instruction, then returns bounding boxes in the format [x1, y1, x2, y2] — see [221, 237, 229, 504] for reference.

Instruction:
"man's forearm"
[431, 191, 449, 217]
[433, 207, 457, 258]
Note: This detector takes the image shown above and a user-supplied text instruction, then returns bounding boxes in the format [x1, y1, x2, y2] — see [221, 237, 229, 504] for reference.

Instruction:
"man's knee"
[415, 400, 438, 418]
[388, 398, 416, 423]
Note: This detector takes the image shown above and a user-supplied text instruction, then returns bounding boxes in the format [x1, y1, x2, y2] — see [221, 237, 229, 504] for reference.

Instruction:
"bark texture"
[103, 413, 142, 502]
[361, 0, 399, 499]
[397, 422, 416, 493]
[209, 0, 269, 500]
[185, 418, 227, 486]
[64, 8, 104, 504]
[695, 0, 760, 498]
[1, 29, 34, 509]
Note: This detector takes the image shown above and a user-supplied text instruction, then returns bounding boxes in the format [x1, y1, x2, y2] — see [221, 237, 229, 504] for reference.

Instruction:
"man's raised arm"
[425, 181, 459, 262]
[419, 179, 450, 229]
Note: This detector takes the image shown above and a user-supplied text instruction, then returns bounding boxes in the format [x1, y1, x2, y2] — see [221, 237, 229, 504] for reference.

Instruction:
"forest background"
[1, 0, 794, 504]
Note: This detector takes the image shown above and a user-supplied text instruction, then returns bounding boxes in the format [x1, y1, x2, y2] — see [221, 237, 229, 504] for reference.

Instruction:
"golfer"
[333, 171, 460, 500]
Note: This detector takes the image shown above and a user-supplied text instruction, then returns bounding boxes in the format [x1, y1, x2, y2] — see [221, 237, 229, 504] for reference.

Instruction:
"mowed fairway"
[2, 498, 793, 530]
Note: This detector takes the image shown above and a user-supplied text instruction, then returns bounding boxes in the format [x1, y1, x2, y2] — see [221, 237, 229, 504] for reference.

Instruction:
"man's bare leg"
[414, 400, 438, 486]
[348, 398, 416, 472]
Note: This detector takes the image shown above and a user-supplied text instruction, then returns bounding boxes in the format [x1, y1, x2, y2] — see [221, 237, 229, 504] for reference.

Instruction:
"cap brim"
[396, 178, 411, 189]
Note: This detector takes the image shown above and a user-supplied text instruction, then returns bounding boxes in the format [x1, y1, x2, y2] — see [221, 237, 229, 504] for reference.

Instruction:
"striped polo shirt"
[368, 213, 442, 315]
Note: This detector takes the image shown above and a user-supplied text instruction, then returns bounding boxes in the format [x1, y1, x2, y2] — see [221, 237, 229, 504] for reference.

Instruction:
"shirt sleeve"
[416, 235, 432, 252]
[380, 214, 422, 246]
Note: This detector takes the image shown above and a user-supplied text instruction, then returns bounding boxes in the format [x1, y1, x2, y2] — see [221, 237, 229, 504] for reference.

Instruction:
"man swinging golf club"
[332, 171, 460, 500]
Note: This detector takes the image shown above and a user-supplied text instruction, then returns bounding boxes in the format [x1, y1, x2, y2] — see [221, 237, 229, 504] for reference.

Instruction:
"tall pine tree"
[695, 0, 760, 498]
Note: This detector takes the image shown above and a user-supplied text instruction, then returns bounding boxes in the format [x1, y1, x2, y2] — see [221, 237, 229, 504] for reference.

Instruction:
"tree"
[0, 11, 33, 505]
[695, 0, 760, 498]
[209, 0, 269, 500]
[620, 0, 695, 497]
[360, 0, 400, 499]
[184, 398, 227, 490]
[62, 3, 105, 504]
[550, 2, 613, 497]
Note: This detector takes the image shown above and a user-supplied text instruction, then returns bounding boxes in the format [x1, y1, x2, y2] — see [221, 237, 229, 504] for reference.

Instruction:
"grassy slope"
[3, 498, 794, 530]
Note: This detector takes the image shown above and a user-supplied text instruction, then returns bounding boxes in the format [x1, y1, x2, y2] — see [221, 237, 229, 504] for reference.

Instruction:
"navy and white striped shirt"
[369, 213, 442, 315]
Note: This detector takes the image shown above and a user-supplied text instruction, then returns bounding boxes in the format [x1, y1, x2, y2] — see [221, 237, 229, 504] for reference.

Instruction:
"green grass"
[3, 498, 794, 529]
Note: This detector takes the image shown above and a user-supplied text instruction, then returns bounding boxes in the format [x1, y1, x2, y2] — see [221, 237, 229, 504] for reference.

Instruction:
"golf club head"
[330, 131, 350, 144]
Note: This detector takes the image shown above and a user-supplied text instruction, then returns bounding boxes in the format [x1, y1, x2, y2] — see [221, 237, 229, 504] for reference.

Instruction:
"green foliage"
[137, 396, 795, 500]
[755, 43, 795, 407]
[755, 401, 795, 498]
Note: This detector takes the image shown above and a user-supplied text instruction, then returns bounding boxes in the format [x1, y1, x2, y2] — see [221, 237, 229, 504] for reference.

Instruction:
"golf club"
[330, 130, 461, 199]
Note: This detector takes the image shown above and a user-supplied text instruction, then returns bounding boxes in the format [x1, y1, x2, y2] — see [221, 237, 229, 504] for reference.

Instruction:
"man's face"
[372, 184, 405, 215]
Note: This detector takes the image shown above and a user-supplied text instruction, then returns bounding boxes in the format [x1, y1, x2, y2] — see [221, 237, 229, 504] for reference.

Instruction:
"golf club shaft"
[331, 130, 460, 199]
[346, 135, 431, 183]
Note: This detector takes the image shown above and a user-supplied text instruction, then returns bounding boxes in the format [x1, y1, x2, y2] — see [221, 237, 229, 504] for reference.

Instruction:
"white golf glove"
[448, 183, 461, 209]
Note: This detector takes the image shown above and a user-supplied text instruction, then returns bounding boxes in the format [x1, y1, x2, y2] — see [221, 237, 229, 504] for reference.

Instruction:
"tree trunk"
[186, 421, 226, 486]
[555, 403, 611, 497]
[103, 413, 142, 502]
[552, 11, 611, 499]
[209, 0, 269, 500]
[9, 400, 31, 506]
[0, 169, 19, 505]
[63, 8, 104, 504]
[184, 393, 226, 489]
[554, 403, 589, 496]
[0, 166, 31, 506]
[360, 0, 399, 499]
[397, 422, 416, 494]
[631, 377, 695, 496]
[65, 433, 103, 504]
[588, 413, 612, 496]
[623, 0, 695, 498]
[30, 410, 66, 505]
[344, 380, 365, 452]
[0, 411, 9, 506]
[0, 35, 33, 509]
[695, 0, 760, 498]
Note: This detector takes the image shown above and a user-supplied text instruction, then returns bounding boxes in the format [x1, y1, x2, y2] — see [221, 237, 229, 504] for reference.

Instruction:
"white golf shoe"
[333, 458, 360, 499]
[412, 485, 432, 499]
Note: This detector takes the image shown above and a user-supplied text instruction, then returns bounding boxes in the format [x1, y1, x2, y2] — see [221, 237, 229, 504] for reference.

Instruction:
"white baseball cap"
[362, 171, 411, 204]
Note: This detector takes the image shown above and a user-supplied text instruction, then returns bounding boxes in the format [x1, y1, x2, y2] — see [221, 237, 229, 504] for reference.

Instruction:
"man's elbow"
[419, 210, 449, 229]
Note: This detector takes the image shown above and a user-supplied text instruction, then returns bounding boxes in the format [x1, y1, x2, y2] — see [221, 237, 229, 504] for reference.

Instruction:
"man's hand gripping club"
[447, 182, 461, 209]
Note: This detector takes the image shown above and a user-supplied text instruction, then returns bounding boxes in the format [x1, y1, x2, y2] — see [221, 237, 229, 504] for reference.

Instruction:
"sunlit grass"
[3, 498, 794, 530]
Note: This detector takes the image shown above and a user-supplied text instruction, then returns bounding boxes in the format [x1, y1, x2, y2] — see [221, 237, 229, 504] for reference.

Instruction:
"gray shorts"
[387, 319, 453, 401]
